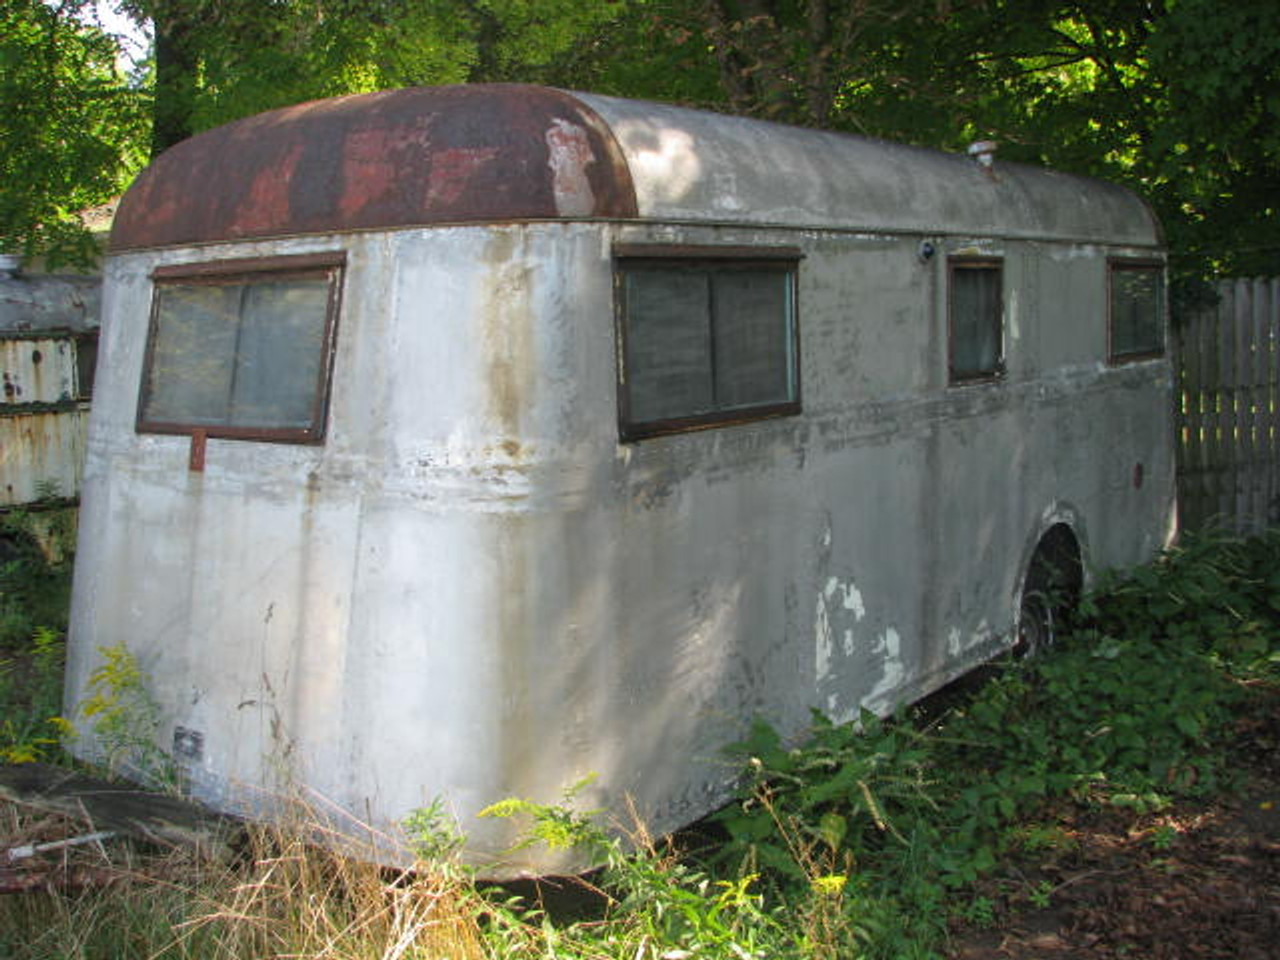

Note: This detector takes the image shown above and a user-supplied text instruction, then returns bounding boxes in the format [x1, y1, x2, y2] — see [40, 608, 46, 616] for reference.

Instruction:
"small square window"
[949, 259, 1004, 383]
[1109, 261, 1165, 361]
[137, 252, 344, 444]
[615, 248, 801, 440]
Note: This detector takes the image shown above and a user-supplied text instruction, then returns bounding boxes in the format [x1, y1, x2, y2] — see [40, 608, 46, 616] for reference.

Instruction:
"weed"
[961, 895, 997, 928]
[0, 627, 72, 764]
[1028, 879, 1054, 910]
[401, 796, 467, 864]
[0, 501, 74, 647]
[479, 773, 606, 855]
[1149, 823, 1178, 850]
[78, 644, 177, 789]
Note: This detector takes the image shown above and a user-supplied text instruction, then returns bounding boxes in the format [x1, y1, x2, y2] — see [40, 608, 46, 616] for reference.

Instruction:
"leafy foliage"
[590, 1, 1279, 280]
[0, 0, 146, 266]
[117, 0, 625, 151]
[0, 626, 72, 763]
[710, 531, 1279, 957]
[79, 643, 177, 788]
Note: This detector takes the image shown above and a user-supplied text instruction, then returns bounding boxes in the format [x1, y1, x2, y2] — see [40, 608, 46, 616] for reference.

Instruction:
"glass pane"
[1111, 266, 1163, 358]
[141, 271, 334, 435]
[712, 270, 794, 408]
[624, 269, 713, 422]
[143, 285, 240, 425]
[230, 280, 329, 429]
[951, 266, 1002, 380]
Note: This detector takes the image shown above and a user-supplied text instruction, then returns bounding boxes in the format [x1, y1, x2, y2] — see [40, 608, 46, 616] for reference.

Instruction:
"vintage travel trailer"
[65, 84, 1173, 872]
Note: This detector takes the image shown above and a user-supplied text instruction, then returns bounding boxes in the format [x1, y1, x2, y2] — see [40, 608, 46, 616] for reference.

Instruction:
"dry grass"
[0, 794, 492, 960]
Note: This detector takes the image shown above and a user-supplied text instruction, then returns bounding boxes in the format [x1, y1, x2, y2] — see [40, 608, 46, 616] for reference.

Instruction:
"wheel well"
[1024, 523, 1084, 603]
[1016, 522, 1084, 654]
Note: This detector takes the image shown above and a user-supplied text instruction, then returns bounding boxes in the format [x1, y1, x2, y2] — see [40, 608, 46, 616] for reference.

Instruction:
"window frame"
[1107, 258, 1166, 364]
[947, 256, 1006, 385]
[613, 244, 802, 442]
[136, 251, 346, 445]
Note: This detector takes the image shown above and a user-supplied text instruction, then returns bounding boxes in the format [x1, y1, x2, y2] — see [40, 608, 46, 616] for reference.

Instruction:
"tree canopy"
[3, 0, 1276, 278]
[0, 0, 145, 267]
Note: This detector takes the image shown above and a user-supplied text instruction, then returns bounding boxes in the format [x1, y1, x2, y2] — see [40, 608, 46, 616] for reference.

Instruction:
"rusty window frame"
[136, 252, 345, 445]
[948, 257, 1005, 384]
[613, 246, 802, 442]
[1107, 259, 1165, 363]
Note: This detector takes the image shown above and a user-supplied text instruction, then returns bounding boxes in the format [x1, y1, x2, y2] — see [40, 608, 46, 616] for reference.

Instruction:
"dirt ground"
[947, 685, 1280, 960]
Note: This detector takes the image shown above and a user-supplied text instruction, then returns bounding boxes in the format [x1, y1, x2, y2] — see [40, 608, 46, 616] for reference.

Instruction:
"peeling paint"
[545, 120, 597, 217]
[862, 627, 905, 715]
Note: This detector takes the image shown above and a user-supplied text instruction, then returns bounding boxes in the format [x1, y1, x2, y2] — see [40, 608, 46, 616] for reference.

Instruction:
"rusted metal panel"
[110, 85, 639, 251]
[1, 338, 78, 406]
[0, 407, 88, 506]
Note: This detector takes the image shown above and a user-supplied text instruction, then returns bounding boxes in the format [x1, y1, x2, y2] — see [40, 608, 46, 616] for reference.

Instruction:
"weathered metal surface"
[0, 274, 97, 508]
[1, 338, 78, 406]
[0, 407, 88, 506]
[575, 91, 1161, 246]
[0, 273, 101, 334]
[69, 88, 1174, 876]
[110, 85, 639, 251]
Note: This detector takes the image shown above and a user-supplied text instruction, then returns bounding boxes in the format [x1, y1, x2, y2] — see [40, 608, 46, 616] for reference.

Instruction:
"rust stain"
[111, 85, 640, 251]
[426, 147, 501, 209]
[479, 231, 536, 438]
[235, 142, 304, 236]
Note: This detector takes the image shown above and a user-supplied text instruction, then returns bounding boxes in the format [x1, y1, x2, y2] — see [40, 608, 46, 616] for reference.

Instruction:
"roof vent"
[967, 140, 998, 170]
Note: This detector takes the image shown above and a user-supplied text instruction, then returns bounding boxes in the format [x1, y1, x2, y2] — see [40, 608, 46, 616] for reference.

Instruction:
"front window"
[1109, 260, 1165, 361]
[137, 252, 344, 443]
[949, 258, 1004, 383]
[615, 246, 801, 440]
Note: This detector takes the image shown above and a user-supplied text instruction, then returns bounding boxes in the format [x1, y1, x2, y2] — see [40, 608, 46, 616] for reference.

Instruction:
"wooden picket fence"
[1174, 277, 1280, 534]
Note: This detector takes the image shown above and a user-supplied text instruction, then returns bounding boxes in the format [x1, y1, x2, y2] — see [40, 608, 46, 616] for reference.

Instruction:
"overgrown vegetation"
[0, 505, 75, 765]
[1, 531, 1277, 958]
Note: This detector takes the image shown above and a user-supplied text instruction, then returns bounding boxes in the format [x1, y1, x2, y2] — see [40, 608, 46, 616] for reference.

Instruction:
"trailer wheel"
[1015, 523, 1083, 657]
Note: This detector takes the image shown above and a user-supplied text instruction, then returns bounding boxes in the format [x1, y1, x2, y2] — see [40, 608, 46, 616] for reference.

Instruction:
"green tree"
[0, 0, 146, 266]
[628, 0, 1278, 279]
[114, 0, 627, 154]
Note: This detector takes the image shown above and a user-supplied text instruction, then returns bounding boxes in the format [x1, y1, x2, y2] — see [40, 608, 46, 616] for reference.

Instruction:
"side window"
[615, 247, 801, 441]
[1109, 260, 1165, 362]
[949, 258, 1004, 383]
[137, 252, 344, 444]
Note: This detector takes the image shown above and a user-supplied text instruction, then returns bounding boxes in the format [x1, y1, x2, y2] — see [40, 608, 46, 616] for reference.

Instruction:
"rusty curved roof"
[111, 84, 1161, 252]
[110, 85, 639, 251]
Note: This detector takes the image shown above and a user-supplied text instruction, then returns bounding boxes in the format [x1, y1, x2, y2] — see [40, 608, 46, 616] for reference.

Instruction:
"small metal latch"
[189, 429, 207, 472]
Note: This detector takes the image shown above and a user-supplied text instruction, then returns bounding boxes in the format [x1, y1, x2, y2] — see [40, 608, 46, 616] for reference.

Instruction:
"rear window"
[137, 253, 344, 443]
[1109, 261, 1165, 362]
